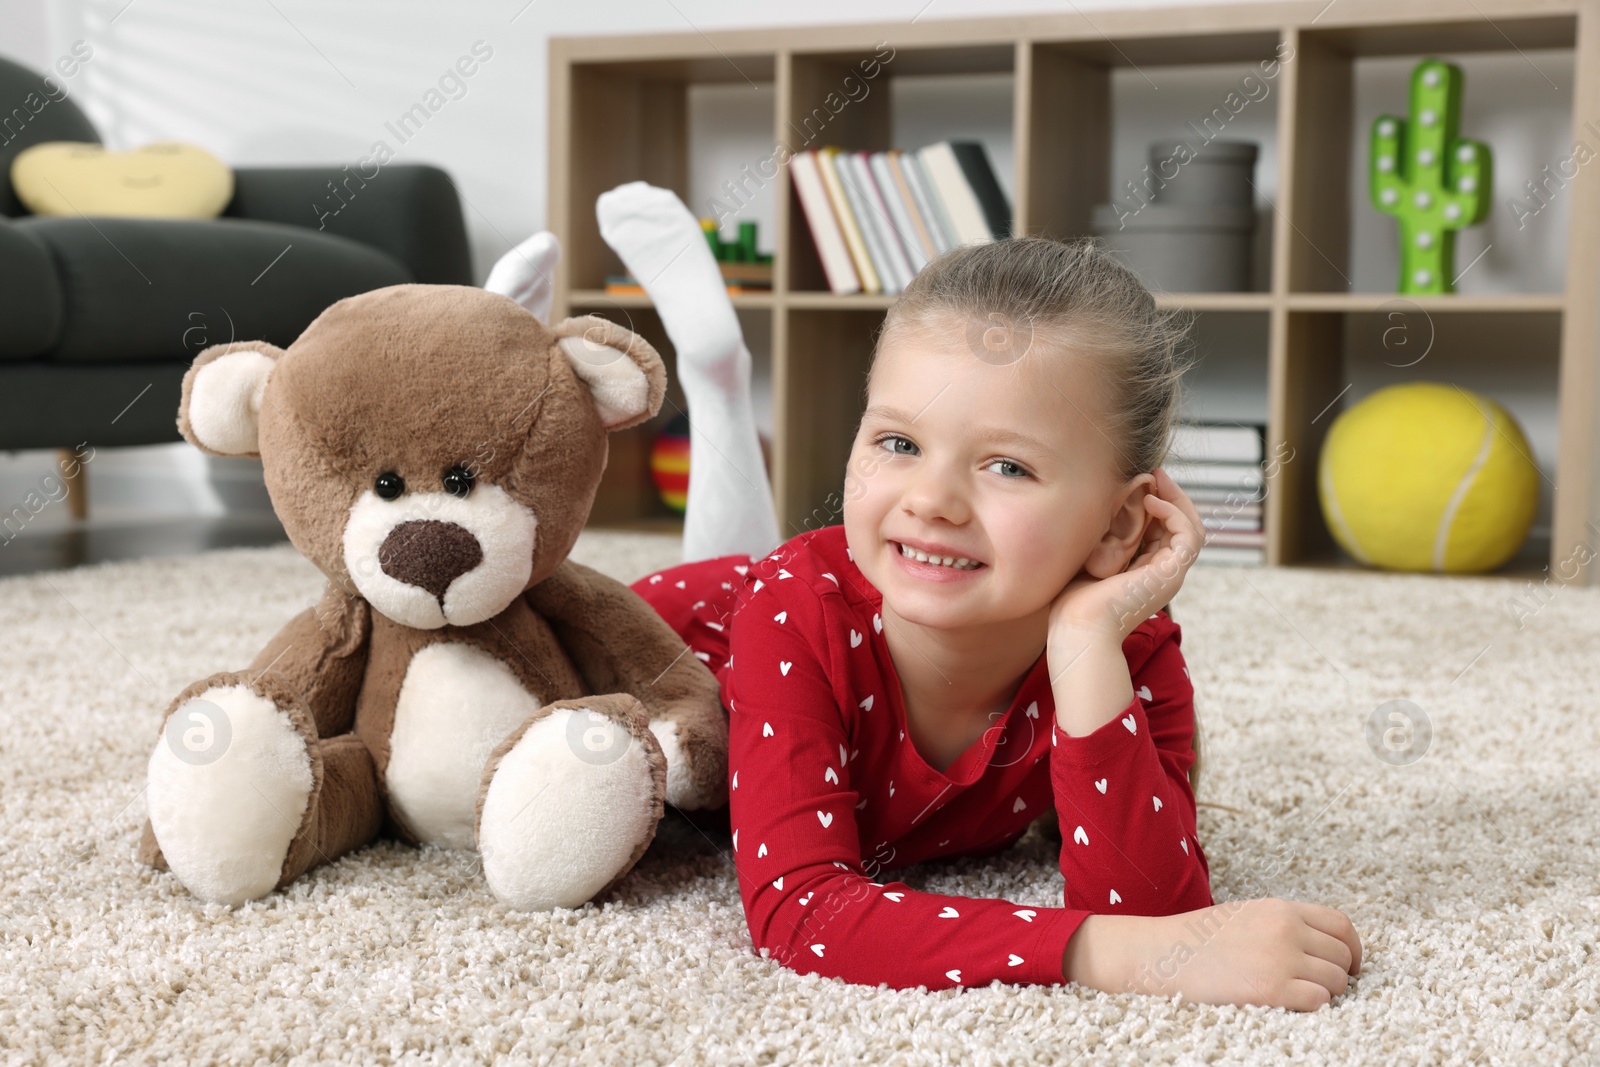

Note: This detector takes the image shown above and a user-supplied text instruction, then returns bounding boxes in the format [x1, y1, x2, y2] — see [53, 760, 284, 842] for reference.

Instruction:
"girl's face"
[842, 312, 1149, 633]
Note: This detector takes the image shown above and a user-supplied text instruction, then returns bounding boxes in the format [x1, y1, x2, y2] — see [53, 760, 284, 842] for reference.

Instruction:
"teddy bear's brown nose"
[378, 520, 484, 600]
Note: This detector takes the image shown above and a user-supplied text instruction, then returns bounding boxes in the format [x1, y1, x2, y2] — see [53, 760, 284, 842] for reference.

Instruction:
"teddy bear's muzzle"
[377, 520, 485, 601]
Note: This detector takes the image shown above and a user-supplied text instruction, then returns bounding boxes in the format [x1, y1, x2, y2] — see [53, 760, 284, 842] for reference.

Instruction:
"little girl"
[593, 181, 1361, 1011]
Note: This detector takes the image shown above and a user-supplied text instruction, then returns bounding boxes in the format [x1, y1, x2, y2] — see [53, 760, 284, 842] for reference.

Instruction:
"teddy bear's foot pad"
[146, 683, 315, 905]
[478, 705, 662, 910]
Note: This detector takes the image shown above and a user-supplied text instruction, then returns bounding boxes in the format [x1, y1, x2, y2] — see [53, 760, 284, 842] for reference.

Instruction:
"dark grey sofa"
[0, 54, 474, 452]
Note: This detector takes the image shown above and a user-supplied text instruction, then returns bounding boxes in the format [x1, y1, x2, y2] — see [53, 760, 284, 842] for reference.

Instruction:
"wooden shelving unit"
[549, 0, 1600, 585]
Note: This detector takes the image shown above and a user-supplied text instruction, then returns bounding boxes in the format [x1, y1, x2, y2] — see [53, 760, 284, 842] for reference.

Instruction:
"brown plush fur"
[140, 284, 727, 906]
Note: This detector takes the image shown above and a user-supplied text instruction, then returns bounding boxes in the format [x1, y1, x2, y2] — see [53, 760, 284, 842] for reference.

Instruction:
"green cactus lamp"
[1369, 58, 1493, 295]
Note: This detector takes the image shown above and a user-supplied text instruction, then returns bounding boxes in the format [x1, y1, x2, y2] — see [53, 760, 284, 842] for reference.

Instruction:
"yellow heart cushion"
[10, 140, 233, 218]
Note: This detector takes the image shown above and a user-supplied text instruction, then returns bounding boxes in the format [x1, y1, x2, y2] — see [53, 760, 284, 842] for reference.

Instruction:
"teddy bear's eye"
[442, 465, 475, 498]
[374, 471, 405, 500]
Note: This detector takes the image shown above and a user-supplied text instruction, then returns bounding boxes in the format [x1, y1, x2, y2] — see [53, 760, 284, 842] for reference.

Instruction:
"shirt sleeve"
[1049, 612, 1214, 917]
[725, 576, 1093, 991]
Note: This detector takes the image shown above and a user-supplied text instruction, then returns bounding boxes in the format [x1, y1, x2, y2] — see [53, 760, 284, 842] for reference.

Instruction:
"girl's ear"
[1083, 473, 1157, 579]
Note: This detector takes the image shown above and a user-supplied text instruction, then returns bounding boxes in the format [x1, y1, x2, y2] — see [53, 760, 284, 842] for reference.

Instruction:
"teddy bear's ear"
[177, 340, 287, 457]
[550, 314, 666, 432]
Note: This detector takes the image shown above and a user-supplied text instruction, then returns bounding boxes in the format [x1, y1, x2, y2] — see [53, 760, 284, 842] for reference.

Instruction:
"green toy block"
[1369, 58, 1493, 295]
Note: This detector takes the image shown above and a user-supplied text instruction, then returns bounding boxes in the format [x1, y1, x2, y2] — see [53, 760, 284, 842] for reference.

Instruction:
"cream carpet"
[3, 530, 1596, 1066]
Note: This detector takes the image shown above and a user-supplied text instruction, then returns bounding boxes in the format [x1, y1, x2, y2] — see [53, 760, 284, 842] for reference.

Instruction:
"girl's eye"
[875, 432, 918, 456]
[875, 433, 1030, 479]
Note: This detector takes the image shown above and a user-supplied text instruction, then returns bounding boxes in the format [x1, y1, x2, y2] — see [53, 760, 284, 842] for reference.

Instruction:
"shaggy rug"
[1, 530, 1595, 1066]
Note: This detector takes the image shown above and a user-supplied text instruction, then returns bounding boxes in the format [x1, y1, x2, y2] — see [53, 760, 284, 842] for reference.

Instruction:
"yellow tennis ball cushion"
[1318, 382, 1538, 573]
[10, 140, 233, 218]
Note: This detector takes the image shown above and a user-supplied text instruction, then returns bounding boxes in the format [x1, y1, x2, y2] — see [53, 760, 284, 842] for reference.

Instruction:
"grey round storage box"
[1091, 203, 1256, 293]
[1143, 140, 1259, 208]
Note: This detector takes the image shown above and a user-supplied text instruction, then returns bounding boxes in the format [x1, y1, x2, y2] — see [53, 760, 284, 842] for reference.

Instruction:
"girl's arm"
[1047, 612, 1214, 918]
[725, 578, 1096, 991]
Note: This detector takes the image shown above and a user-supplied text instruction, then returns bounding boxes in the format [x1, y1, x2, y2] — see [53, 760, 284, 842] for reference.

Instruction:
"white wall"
[0, 0, 1574, 544]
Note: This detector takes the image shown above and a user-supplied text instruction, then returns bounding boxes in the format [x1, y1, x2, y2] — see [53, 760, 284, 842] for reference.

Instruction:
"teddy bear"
[136, 280, 729, 911]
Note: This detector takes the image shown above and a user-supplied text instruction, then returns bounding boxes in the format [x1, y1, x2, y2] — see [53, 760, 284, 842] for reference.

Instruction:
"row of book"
[790, 141, 1012, 295]
[1165, 421, 1267, 566]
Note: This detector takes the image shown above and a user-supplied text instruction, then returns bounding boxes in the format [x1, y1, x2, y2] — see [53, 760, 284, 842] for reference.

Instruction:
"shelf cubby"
[559, 54, 778, 294]
[783, 44, 1016, 295]
[1027, 32, 1284, 291]
[567, 303, 774, 533]
[550, 0, 1600, 586]
[1269, 307, 1561, 569]
[1284, 19, 1576, 295]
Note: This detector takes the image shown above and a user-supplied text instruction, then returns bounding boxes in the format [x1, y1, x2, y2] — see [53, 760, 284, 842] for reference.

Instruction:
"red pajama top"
[629, 523, 1212, 992]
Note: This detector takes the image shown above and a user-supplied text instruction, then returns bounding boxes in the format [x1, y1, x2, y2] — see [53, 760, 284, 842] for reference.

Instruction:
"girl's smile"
[889, 538, 987, 582]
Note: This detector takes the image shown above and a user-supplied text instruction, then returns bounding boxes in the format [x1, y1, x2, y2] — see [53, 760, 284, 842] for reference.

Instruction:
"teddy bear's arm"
[524, 558, 727, 811]
[245, 582, 373, 738]
[525, 559, 717, 712]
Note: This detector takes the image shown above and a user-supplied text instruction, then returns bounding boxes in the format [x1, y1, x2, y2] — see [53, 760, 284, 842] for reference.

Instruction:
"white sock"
[485, 231, 560, 323]
[596, 181, 781, 563]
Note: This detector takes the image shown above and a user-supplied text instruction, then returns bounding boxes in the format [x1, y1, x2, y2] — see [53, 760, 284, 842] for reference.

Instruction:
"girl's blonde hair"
[867, 235, 1205, 797]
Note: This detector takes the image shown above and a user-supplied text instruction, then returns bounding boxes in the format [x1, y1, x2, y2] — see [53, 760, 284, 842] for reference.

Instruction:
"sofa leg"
[59, 448, 87, 521]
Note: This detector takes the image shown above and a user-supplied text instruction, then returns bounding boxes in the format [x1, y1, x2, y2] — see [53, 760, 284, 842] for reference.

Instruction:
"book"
[789, 150, 861, 295]
[1168, 421, 1265, 464]
[1164, 459, 1264, 490]
[1201, 529, 1266, 548]
[830, 150, 898, 293]
[918, 140, 1010, 243]
[898, 151, 956, 254]
[1193, 544, 1265, 566]
[1182, 483, 1266, 504]
[870, 151, 930, 275]
[884, 150, 939, 262]
[816, 147, 881, 294]
[846, 151, 915, 292]
[1197, 500, 1262, 521]
[1201, 513, 1262, 533]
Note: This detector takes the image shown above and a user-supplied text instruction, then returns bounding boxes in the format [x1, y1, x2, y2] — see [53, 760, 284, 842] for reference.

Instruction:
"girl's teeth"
[898, 542, 980, 570]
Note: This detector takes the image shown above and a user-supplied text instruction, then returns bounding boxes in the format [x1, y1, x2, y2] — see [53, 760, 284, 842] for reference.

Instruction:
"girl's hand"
[1049, 467, 1207, 646]
[1131, 898, 1364, 1012]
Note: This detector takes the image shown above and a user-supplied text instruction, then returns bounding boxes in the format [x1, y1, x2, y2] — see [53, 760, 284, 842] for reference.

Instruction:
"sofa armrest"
[0, 216, 63, 360]
[224, 163, 473, 286]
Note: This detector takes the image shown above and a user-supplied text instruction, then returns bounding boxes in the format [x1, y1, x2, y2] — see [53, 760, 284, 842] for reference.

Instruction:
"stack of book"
[789, 140, 1011, 295]
[1164, 421, 1267, 566]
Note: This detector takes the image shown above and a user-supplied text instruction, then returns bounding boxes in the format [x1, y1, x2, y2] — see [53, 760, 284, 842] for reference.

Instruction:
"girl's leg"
[596, 181, 782, 564]
[484, 230, 561, 322]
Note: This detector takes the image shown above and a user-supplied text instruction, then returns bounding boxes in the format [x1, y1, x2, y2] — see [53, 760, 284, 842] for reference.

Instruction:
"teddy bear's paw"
[146, 683, 316, 905]
[647, 718, 720, 811]
[477, 704, 663, 910]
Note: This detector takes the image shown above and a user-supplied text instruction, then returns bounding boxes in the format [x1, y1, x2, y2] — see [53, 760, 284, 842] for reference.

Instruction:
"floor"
[6, 530, 1593, 1064]
[0, 514, 289, 578]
